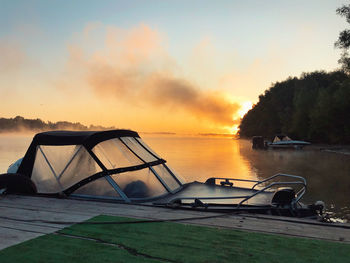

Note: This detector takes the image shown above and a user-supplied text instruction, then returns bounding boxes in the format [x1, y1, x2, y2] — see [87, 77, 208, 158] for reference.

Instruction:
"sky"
[0, 0, 348, 134]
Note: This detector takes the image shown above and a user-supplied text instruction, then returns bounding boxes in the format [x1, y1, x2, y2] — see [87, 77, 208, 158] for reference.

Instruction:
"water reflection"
[143, 136, 256, 185]
[238, 139, 350, 219]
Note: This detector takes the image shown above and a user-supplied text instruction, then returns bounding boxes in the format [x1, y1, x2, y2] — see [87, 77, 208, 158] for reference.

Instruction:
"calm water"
[0, 134, 349, 221]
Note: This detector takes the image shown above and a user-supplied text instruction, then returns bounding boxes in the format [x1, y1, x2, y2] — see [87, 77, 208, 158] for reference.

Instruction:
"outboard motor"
[308, 201, 325, 217]
[271, 187, 296, 206]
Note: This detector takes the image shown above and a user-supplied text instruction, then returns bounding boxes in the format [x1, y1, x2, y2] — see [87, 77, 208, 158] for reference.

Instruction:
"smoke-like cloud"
[143, 74, 240, 125]
[64, 23, 240, 127]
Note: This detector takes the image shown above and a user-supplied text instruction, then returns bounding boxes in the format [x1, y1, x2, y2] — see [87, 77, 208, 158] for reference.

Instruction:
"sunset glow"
[238, 101, 253, 119]
[0, 1, 345, 135]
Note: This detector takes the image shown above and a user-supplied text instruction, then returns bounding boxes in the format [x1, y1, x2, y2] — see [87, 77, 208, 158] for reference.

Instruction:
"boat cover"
[16, 130, 184, 200]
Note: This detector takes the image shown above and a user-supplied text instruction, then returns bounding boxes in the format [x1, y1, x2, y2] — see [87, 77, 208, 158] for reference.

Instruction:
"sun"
[230, 125, 239, 135]
[223, 101, 253, 135]
[238, 101, 253, 118]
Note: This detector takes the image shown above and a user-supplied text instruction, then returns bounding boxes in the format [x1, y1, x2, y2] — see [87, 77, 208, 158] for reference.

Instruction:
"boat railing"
[237, 176, 306, 208]
[170, 173, 306, 208]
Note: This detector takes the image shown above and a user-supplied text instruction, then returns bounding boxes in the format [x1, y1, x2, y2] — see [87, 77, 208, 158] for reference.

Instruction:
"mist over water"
[0, 135, 32, 172]
[0, 134, 349, 220]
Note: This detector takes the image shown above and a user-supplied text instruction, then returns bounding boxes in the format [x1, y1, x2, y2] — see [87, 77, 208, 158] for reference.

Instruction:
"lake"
[0, 133, 349, 221]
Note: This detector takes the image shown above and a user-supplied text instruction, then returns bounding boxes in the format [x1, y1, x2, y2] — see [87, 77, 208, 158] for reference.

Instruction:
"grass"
[0, 215, 349, 263]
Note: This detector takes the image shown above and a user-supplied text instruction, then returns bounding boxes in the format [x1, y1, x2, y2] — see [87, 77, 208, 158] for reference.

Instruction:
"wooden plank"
[0, 228, 43, 250]
[0, 196, 216, 220]
[0, 219, 60, 234]
[0, 200, 96, 250]
[0, 206, 94, 223]
[186, 216, 350, 242]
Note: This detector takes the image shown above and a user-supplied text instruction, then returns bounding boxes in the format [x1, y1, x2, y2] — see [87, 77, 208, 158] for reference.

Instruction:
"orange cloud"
[143, 74, 239, 126]
[63, 23, 240, 128]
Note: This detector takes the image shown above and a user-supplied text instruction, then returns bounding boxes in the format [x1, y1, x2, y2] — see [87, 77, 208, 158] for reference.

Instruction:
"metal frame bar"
[105, 175, 130, 202]
[57, 146, 82, 179]
[135, 137, 183, 186]
[149, 166, 172, 192]
[70, 193, 124, 201]
[119, 138, 171, 193]
[206, 173, 306, 201]
[63, 158, 166, 195]
[89, 145, 131, 202]
[134, 137, 161, 159]
[251, 173, 306, 190]
[162, 164, 183, 186]
[92, 144, 117, 169]
[38, 146, 64, 191]
[87, 146, 133, 203]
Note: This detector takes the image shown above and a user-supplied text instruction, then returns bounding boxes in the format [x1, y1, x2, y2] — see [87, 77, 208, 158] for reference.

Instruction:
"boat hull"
[268, 140, 310, 150]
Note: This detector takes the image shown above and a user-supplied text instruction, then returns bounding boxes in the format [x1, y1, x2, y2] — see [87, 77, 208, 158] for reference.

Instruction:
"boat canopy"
[16, 130, 184, 202]
[273, 135, 292, 143]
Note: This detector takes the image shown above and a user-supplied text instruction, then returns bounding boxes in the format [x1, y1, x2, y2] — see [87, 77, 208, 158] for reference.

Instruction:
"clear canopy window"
[92, 138, 143, 169]
[31, 145, 102, 194]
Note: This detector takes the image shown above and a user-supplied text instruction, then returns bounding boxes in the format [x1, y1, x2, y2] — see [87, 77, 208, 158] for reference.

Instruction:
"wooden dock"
[1, 194, 349, 250]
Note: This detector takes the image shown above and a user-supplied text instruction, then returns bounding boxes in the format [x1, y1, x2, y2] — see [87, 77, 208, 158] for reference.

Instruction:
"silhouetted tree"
[0, 116, 115, 133]
[239, 71, 350, 144]
[335, 4, 350, 73]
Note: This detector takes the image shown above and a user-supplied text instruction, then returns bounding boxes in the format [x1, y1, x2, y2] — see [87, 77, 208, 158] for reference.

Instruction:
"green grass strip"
[1, 215, 350, 263]
[0, 233, 157, 263]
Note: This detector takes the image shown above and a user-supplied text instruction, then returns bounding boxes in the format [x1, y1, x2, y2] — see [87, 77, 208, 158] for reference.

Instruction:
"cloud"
[143, 74, 240, 125]
[63, 23, 240, 127]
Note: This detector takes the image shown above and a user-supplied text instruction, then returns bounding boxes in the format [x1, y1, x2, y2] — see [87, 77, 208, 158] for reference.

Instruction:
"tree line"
[0, 116, 115, 133]
[239, 4, 350, 144]
[239, 71, 350, 144]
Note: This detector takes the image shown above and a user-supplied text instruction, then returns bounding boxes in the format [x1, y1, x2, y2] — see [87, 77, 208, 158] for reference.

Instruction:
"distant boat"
[268, 135, 310, 150]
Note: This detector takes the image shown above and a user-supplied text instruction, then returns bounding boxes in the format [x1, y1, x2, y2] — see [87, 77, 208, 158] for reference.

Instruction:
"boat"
[0, 130, 322, 217]
[267, 135, 311, 150]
